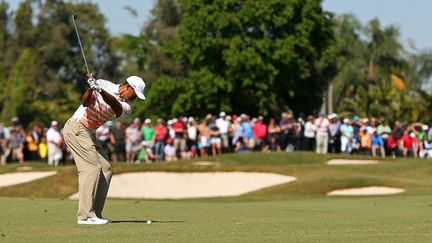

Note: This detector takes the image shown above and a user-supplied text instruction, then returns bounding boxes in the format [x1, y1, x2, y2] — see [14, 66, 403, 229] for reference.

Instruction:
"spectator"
[25, 130, 39, 161]
[110, 121, 126, 163]
[327, 113, 341, 153]
[314, 112, 329, 154]
[234, 137, 249, 153]
[241, 115, 255, 150]
[351, 115, 361, 154]
[173, 117, 187, 159]
[125, 118, 141, 163]
[387, 134, 399, 158]
[400, 129, 417, 158]
[252, 116, 267, 151]
[210, 123, 222, 156]
[371, 128, 385, 157]
[302, 115, 316, 151]
[377, 118, 391, 155]
[141, 118, 155, 148]
[340, 118, 354, 154]
[38, 137, 48, 161]
[154, 119, 168, 161]
[164, 138, 177, 161]
[47, 121, 63, 166]
[136, 141, 156, 164]
[198, 118, 211, 157]
[279, 112, 296, 151]
[420, 130, 432, 158]
[359, 127, 371, 155]
[96, 121, 111, 156]
[186, 117, 198, 159]
[215, 111, 230, 153]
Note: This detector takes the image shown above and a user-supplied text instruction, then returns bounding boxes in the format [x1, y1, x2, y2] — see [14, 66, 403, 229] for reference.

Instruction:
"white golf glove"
[89, 80, 101, 92]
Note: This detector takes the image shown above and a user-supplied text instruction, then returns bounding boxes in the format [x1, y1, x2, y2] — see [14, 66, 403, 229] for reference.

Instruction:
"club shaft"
[72, 15, 90, 75]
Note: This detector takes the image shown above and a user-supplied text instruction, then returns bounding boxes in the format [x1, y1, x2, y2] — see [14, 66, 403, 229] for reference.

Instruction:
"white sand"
[69, 172, 296, 199]
[191, 161, 219, 166]
[327, 186, 405, 196]
[0, 171, 57, 188]
[327, 159, 379, 165]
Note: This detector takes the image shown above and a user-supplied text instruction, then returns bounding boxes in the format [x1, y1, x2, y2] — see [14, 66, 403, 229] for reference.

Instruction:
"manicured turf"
[1, 152, 432, 242]
[1, 196, 432, 242]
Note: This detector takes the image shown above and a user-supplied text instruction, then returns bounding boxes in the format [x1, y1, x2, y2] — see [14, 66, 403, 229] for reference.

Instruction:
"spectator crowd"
[1, 111, 431, 165]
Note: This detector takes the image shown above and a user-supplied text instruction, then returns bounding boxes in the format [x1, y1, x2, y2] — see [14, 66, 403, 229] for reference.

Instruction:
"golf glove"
[89, 80, 101, 92]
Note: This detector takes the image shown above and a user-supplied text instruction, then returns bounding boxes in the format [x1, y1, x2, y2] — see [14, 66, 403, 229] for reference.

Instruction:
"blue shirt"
[340, 124, 354, 138]
[242, 122, 253, 138]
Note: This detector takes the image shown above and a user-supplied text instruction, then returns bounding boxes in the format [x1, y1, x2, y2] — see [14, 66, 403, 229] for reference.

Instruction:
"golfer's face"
[120, 84, 137, 101]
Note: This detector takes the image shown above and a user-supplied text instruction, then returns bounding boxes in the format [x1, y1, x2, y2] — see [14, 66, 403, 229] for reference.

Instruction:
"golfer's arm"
[82, 89, 94, 107]
[100, 89, 123, 118]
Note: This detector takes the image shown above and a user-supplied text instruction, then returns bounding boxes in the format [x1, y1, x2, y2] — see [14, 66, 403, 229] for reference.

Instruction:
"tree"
[143, 0, 334, 118]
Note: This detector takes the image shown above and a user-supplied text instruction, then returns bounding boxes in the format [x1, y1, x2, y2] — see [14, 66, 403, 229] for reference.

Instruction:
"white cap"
[219, 111, 226, 117]
[423, 125, 429, 130]
[144, 118, 151, 124]
[362, 118, 369, 123]
[328, 113, 337, 120]
[188, 117, 195, 122]
[343, 118, 350, 123]
[51, 120, 58, 126]
[126, 76, 146, 100]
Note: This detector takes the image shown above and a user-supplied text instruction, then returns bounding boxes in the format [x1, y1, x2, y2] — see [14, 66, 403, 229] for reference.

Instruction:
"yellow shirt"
[39, 143, 47, 159]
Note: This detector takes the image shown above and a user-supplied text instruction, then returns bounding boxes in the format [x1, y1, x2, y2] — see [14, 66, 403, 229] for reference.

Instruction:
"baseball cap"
[144, 118, 151, 124]
[219, 111, 226, 117]
[51, 120, 58, 126]
[126, 76, 146, 100]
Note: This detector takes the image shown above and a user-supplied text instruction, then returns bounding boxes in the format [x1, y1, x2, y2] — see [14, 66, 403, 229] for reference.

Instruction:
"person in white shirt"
[46, 121, 63, 166]
[302, 115, 316, 151]
[215, 111, 230, 152]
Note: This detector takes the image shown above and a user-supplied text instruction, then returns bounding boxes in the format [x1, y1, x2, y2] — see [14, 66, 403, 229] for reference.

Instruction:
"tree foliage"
[143, 0, 334, 118]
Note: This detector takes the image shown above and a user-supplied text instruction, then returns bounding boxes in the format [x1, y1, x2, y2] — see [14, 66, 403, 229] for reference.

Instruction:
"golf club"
[71, 14, 90, 76]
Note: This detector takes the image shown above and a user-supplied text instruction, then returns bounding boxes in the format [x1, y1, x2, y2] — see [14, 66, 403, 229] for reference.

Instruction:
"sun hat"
[126, 76, 146, 100]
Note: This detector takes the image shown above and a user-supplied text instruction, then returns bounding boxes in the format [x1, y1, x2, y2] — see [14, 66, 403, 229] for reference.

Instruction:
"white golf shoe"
[77, 216, 109, 225]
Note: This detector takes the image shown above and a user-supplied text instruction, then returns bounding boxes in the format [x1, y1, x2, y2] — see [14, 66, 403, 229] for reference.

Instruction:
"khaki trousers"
[63, 118, 112, 220]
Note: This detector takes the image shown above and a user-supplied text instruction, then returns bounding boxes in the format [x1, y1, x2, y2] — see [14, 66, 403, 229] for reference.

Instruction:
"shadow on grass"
[111, 220, 185, 224]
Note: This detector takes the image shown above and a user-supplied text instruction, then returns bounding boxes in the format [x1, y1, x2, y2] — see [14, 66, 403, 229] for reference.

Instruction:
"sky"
[6, 0, 432, 50]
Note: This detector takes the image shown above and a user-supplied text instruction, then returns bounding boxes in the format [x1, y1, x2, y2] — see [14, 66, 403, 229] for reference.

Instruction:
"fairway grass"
[1, 152, 432, 242]
[1, 196, 432, 242]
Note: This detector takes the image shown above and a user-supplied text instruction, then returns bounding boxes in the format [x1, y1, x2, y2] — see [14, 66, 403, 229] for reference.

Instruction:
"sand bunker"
[191, 161, 219, 166]
[0, 171, 57, 188]
[327, 186, 405, 196]
[327, 159, 379, 165]
[69, 172, 296, 199]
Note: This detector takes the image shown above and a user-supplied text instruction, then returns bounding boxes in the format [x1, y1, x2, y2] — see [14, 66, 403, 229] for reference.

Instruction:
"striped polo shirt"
[72, 79, 132, 130]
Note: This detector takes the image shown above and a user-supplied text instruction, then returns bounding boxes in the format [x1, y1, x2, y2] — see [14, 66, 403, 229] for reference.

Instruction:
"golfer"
[63, 73, 145, 225]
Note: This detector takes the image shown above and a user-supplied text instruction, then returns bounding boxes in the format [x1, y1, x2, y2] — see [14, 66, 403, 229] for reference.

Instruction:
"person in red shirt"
[154, 119, 168, 160]
[400, 130, 418, 158]
[172, 117, 187, 159]
[386, 134, 400, 158]
[252, 116, 267, 151]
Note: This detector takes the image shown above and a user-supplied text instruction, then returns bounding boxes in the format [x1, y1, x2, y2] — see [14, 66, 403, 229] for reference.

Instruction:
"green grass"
[1, 152, 432, 242]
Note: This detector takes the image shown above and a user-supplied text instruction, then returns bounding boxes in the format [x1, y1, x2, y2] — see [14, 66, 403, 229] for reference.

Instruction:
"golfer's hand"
[89, 80, 101, 92]
[87, 73, 95, 82]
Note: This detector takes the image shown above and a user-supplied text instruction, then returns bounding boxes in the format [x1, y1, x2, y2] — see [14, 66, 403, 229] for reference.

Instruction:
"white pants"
[340, 136, 352, 153]
[316, 132, 328, 154]
[48, 143, 63, 166]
